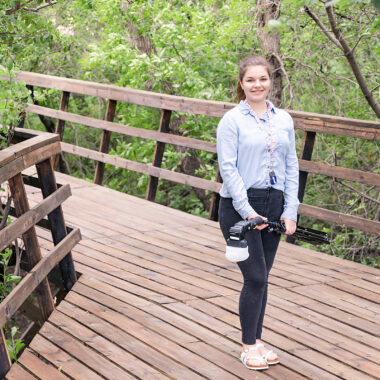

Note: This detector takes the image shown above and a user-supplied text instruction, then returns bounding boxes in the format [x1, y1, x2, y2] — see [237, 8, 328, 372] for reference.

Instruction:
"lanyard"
[244, 100, 277, 185]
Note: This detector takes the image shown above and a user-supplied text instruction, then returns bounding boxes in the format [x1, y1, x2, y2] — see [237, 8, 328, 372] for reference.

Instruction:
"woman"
[217, 56, 299, 370]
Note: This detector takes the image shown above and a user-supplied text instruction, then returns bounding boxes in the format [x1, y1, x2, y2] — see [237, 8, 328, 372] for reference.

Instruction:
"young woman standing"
[217, 56, 299, 370]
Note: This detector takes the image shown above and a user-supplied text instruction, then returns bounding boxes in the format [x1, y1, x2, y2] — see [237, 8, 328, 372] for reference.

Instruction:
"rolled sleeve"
[217, 116, 255, 220]
[281, 118, 300, 221]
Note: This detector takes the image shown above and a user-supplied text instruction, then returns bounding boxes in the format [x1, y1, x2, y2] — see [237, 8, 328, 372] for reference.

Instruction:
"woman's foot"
[240, 344, 269, 370]
[256, 340, 280, 365]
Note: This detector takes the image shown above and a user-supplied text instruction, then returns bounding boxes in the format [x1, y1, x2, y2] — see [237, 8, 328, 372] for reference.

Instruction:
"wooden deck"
[6, 170, 380, 380]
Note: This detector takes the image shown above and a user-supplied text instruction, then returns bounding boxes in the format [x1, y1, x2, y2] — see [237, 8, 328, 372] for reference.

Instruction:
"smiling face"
[239, 65, 271, 106]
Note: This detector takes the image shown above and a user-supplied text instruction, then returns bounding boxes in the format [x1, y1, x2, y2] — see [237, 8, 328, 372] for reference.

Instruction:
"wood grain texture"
[10, 174, 380, 380]
[0, 142, 61, 183]
[0, 183, 71, 251]
[146, 109, 172, 202]
[36, 159, 77, 290]
[7, 71, 380, 138]
[94, 99, 117, 185]
[26, 104, 217, 152]
[0, 228, 81, 327]
[8, 173, 55, 323]
[61, 142, 221, 192]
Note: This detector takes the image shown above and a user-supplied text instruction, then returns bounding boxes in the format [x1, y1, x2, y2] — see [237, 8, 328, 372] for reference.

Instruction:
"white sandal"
[240, 346, 269, 370]
[256, 343, 280, 365]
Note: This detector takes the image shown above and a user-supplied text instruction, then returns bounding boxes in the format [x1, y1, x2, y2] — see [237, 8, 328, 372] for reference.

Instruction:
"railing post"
[53, 91, 70, 170]
[286, 130, 316, 244]
[8, 173, 54, 320]
[36, 158, 77, 291]
[146, 109, 172, 202]
[94, 99, 117, 185]
[209, 168, 222, 221]
[0, 328, 11, 378]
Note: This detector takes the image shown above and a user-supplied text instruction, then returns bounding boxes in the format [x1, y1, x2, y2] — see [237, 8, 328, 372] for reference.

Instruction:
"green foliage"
[0, 248, 21, 302]
[6, 326, 25, 363]
[0, 70, 30, 150]
[2, 0, 378, 264]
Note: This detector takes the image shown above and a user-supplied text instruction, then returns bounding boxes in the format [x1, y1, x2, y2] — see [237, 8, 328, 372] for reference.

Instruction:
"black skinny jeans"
[219, 187, 284, 345]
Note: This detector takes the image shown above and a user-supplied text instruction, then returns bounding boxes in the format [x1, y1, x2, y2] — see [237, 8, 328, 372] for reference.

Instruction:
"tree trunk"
[257, 0, 282, 106]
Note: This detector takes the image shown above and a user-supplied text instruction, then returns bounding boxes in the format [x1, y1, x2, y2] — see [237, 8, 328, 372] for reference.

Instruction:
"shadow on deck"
[7, 170, 380, 380]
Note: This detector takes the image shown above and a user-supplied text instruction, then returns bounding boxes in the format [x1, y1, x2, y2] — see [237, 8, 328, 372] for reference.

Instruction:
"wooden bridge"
[1, 72, 379, 379]
[5, 167, 380, 380]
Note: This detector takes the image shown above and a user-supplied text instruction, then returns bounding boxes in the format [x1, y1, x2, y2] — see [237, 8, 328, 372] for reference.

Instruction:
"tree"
[304, 1, 380, 117]
[257, 0, 283, 106]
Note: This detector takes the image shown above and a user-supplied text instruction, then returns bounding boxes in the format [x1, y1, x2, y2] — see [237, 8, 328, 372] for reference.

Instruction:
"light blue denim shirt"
[217, 100, 299, 221]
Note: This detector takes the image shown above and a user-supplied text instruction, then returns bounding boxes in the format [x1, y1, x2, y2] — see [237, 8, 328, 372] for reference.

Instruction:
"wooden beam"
[0, 133, 59, 167]
[6, 71, 379, 133]
[293, 118, 379, 140]
[12, 71, 232, 117]
[61, 143, 222, 193]
[36, 159, 78, 291]
[209, 168, 222, 221]
[298, 132, 316, 204]
[53, 91, 70, 170]
[0, 228, 81, 327]
[146, 109, 172, 202]
[0, 183, 71, 251]
[287, 131, 316, 244]
[8, 173, 54, 322]
[94, 99, 117, 185]
[0, 328, 11, 380]
[26, 104, 217, 152]
[55, 91, 70, 140]
[299, 159, 380, 186]
[0, 142, 61, 184]
[298, 204, 380, 234]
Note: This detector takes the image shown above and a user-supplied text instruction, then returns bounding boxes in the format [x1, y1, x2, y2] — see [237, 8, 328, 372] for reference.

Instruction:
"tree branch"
[272, 53, 294, 106]
[27, 86, 55, 133]
[6, 0, 33, 15]
[304, 6, 342, 49]
[325, 5, 380, 117]
[5, 1, 56, 15]
[335, 179, 380, 205]
[24, 1, 57, 12]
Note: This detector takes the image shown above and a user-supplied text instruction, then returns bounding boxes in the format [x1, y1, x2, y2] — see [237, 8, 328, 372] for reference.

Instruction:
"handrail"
[3, 71, 380, 136]
[26, 104, 217, 153]
[0, 228, 81, 328]
[0, 135, 61, 184]
[0, 131, 80, 378]
[4, 71, 379, 236]
[0, 184, 71, 251]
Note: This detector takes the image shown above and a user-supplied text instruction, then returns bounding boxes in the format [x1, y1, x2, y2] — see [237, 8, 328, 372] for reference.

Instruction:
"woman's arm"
[280, 117, 300, 233]
[217, 115, 256, 220]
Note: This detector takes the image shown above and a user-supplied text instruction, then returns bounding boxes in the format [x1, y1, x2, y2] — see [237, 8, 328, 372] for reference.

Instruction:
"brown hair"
[236, 56, 273, 102]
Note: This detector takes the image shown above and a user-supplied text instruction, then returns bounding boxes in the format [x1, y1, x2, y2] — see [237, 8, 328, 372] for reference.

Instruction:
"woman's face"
[240, 65, 271, 104]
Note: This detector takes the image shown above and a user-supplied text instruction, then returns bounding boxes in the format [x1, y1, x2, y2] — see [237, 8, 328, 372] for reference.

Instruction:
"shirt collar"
[238, 99, 277, 116]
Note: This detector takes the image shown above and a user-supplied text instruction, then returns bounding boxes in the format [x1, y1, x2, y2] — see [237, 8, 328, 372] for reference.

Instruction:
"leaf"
[325, 0, 341, 6]
[11, 326, 18, 337]
[372, 0, 380, 11]
[6, 58, 13, 72]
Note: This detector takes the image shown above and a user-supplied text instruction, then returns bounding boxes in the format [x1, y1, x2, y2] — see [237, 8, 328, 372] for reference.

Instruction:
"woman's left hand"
[280, 218, 297, 235]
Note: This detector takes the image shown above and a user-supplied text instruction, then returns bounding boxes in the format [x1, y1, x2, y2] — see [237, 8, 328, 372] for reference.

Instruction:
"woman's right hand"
[247, 213, 268, 230]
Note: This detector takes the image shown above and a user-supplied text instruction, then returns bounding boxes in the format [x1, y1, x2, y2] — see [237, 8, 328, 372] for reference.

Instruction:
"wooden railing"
[5, 71, 380, 235]
[0, 130, 80, 378]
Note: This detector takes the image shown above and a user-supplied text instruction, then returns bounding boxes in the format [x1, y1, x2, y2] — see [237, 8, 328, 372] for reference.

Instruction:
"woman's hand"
[247, 213, 268, 230]
[280, 218, 297, 235]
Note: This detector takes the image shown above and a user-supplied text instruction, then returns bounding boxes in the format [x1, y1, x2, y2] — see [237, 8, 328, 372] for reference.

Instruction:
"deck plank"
[18, 349, 70, 380]
[10, 171, 380, 380]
